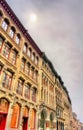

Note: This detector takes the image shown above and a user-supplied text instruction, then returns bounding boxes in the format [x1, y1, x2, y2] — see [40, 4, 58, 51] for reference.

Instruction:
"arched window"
[40, 109, 47, 128]
[23, 43, 27, 53]
[9, 26, 15, 38]
[35, 56, 39, 65]
[34, 70, 38, 82]
[15, 33, 21, 45]
[2, 18, 9, 31]
[30, 109, 36, 129]
[27, 48, 32, 58]
[10, 103, 20, 128]
[50, 112, 54, 128]
[0, 10, 3, 20]
[23, 107, 29, 118]
[31, 52, 35, 61]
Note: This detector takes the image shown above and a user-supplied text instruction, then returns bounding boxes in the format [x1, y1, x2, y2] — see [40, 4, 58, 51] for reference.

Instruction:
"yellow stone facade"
[0, 0, 72, 130]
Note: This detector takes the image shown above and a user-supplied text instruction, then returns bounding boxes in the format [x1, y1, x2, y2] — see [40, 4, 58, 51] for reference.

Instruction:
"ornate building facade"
[0, 0, 72, 130]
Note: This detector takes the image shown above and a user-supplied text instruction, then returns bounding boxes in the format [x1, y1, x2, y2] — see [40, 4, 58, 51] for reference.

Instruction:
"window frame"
[2, 19, 9, 31]
[2, 71, 13, 90]
[16, 79, 23, 96]
[2, 42, 11, 59]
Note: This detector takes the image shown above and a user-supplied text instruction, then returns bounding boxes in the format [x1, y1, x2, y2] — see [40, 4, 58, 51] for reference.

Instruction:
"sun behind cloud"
[29, 13, 37, 23]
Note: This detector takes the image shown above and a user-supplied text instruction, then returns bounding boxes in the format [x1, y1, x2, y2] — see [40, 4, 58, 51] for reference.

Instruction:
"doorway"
[23, 117, 28, 130]
[0, 113, 7, 130]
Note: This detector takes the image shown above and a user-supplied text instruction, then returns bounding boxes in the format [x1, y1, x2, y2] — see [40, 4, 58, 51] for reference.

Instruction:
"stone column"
[28, 107, 32, 130]
[36, 109, 39, 130]
[5, 101, 13, 130]
[19, 105, 24, 130]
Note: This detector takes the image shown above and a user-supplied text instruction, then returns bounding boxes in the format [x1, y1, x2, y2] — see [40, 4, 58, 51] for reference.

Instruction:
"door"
[23, 117, 28, 130]
[0, 113, 7, 130]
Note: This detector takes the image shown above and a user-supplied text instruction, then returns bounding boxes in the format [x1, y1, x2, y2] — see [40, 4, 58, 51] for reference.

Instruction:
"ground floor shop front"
[0, 96, 64, 130]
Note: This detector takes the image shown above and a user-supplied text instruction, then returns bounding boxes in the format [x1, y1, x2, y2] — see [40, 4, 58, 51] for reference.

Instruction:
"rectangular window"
[34, 71, 38, 82]
[10, 50, 17, 65]
[2, 71, 12, 90]
[24, 85, 30, 99]
[21, 59, 25, 72]
[30, 67, 34, 79]
[16, 79, 23, 95]
[25, 64, 29, 75]
[2, 43, 10, 59]
[25, 63, 30, 75]
[32, 88, 36, 102]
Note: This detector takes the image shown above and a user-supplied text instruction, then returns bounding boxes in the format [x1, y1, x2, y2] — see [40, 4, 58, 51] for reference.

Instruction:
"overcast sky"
[6, 0, 83, 122]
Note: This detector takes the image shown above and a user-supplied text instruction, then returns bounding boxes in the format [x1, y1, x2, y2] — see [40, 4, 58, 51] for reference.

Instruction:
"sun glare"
[29, 13, 37, 23]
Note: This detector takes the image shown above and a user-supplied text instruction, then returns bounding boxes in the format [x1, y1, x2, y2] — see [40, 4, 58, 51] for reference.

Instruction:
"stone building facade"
[0, 0, 72, 130]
